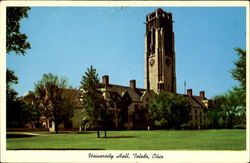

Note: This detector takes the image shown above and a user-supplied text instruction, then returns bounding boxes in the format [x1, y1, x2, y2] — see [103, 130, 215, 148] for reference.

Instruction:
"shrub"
[180, 123, 189, 129]
[233, 124, 246, 129]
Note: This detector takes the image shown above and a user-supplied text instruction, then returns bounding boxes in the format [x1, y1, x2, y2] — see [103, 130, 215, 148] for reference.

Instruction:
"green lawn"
[7, 129, 246, 150]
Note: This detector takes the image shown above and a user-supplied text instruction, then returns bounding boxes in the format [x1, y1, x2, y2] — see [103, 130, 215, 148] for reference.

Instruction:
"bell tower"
[144, 8, 176, 93]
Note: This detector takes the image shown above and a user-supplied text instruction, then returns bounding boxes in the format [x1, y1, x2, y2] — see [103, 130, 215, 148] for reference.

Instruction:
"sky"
[6, 7, 246, 98]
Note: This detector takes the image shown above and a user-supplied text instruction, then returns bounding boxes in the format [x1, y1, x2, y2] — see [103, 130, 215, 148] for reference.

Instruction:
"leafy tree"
[80, 66, 107, 138]
[170, 95, 192, 128]
[207, 101, 222, 128]
[6, 7, 31, 55]
[6, 69, 18, 100]
[210, 90, 245, 128]
[6, 69, 20, 128]
[230, 48, 246, 113]
[231, 48, 246, 90]
[7, 70, 40, 128]
[231, 48, 246, 107]
[149, 93, 173, 128]
[6, 7, 31, 93]
[34, 73, 75, 133]
[149, 92, 191, 129]
[6, 7, 32, 128]
[209, 48, 246, 128]
[7, 98, 41, 128]
[6, 7, 31, 98]
[6, 69, 18, 127]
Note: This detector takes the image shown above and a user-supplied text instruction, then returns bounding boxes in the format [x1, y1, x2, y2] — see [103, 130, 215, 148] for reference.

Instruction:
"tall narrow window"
[150, 28, 155, 54]
[158, 83, 164, 91]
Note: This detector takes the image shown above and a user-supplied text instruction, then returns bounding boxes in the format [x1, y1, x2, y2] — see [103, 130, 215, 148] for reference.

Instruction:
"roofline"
[107, 84, 146, 91]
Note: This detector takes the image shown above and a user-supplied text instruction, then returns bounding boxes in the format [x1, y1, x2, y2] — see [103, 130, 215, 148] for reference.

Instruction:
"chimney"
[200, 91, 205, 99]
[187, 89, 192, 97]
[130, 80, 136, 90]
[102, 75, 109, 87]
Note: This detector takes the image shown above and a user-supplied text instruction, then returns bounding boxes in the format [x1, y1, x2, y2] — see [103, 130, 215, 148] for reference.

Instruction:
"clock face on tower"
[150, 59, 155, 66]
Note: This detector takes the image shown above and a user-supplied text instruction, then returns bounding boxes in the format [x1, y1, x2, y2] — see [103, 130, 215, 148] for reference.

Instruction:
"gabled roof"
[140, 89, 156, 101]
[60, 88, 82, 108]
[102, 84, 146, 102]
[180, 94, 208, 110]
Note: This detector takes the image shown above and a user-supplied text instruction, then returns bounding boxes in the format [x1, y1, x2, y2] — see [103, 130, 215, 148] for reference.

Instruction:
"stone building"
[77, 8, 210, 130]
[23, 8, 210, 131]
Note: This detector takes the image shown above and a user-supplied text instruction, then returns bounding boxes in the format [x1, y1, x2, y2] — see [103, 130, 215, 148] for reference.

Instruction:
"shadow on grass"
[76, 131, 96, 134]
[7, 134, 37, 138]
[8, 148, 105, 150]
[101, 136, 137, 138]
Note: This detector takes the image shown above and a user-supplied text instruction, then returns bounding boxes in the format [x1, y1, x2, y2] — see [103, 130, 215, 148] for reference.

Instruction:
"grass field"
[7, 129, 246, 150]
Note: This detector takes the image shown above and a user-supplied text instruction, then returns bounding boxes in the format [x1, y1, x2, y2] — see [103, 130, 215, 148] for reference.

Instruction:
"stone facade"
[98, 76, 156, 129]
[185, 89, 210, 128]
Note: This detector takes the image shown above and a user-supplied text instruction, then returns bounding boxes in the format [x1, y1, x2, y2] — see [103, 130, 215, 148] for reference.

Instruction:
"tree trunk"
[55, 122, 59, 134]
[104, 119, 107, 138]
[97, 129, 100, 138]
[104, 130, 107, 138]
[115, 109, 119, 129]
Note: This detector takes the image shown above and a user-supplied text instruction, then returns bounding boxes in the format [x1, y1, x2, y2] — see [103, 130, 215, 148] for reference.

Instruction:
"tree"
[149, 93, 172, 129]
[34, 73, 76, 133]
[6, 7, 31, 55]
[7, 70, 40, 128]
[7, 97, 41, 128]
[6, 7, 31, 97]
[231, 48, 246, 90]
[6, 7, 32, 128]
[80, 66, 107, 138]
[230, 48, 246, 112]
[170, 95, 192, 129]
[149, 92, 191, 129]
[6, 69, 18, 100]
[209, 48, 246, 128]
[207, 100, 222, 128]
[209, 91, 245, 128]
